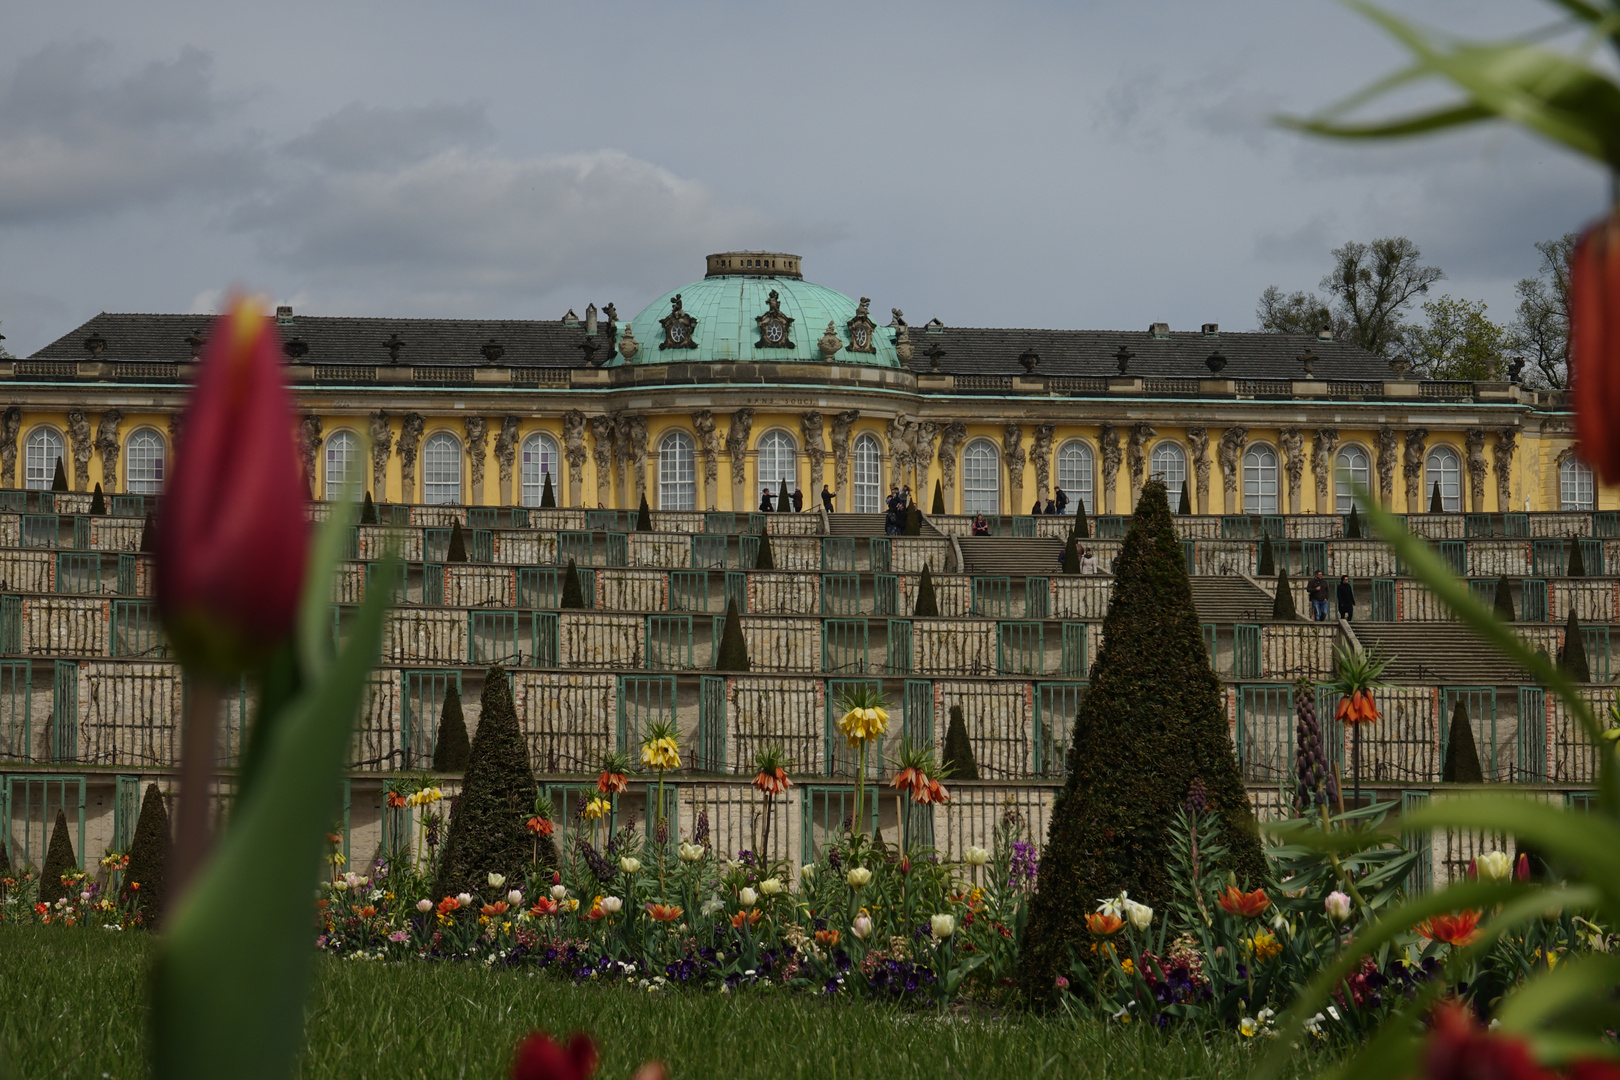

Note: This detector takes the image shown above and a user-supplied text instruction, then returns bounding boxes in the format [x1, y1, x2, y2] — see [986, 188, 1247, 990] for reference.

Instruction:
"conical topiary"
[931, 480, 945, 515]
[1071, 496, 1090, 539]
[360, 491, 378, 525]
[1019, 479, 1265, 999]
[434, 667, 548, 898]
[1257, 532, 1276, 577]
[1561, 609, 1590, 682]
[1493, 576, 1517, 622]
[139, 511, 155, 553]
[1177, 480, 1191, 515]
[559, 557, 586, 609]
[941, 704, 978, 781]
[431, 683, 470, 772]
[39, 809, 76, 905]
[50, 458, 67, 493]
[635, 494, 652, 532]
[754, 529, 775, 570]
[1441, 700, 1485, 783]
[446, 519, 468, 563]
[778, 479, 791, 514]
[904, 506, 921, 536]
[1062, 534, 1079, 575]
[89, 483, 106, 515]
[714, 596, 751, 672]
[914, 562, 940, 617]
[1568, 537, 1587, 578]
[123, 783, 169, 926]
[1345, 503, 1362, 539]
[540, 471, 556, 508]
[1272, 567, 1297, 620]
[1430, 482, 1444, 514]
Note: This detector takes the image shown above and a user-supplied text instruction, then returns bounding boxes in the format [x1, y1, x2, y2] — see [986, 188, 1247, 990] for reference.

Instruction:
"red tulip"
[155, 295, 308, 678]
[1516, 853, 1532, 883]
[511, 1031, 597, 1080]
[1216, 886, 1271, 918]
[1571, 214, 1620, 486]
[1417, 910, 1483, 947]
[1421, 1002, 1551, 1080]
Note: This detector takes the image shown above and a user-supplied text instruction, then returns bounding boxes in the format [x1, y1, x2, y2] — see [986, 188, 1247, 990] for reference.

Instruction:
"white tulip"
[930, 914, 956, 939]
[759, 877, 784, 896]
[678, 842, 705, 863]
[600, 896, 623, 914]
[963, 846, 991, 867]
[1124, 900, 1154, 932]
[620, 857, 642, 874]
[506, 890, 524, 907]
[1324, 891, 1352, 922]
[487, 872, 506, 888]
[550, 884, 568, 901]
[800, 864, 816, 881]
[846, 866, 873, 888]
[416, 899, 433, 913]
[456, 893, 473, 908]
[1477, 850, 1513, 883]
[851, 914, 873, 940]
[738, 887, 758, 908]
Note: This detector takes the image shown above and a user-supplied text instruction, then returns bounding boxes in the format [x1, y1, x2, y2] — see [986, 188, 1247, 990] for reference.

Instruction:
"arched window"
[1056, 440, 1093, 514]
[520, 432, 559, 507]
[1149, 442, 1187, 498]
[1560, 456, 1594, 512]
[24, 428, 63, 491]
[124, 428, 165, 496]
[1243, 445, 1278, 514]
[962, 439, 1000, 515]
[756, 430, 797, 493]
[852, 434, 882, 513]
[422, 432, 462, 505]
[658, 430, 696, 510]
[1334, 445, 1371, 513]
[322, 430, 357, 501]
[1425, 445, 1462, 512]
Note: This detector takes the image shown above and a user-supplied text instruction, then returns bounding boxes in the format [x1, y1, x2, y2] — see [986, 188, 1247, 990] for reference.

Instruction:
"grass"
[0, 926, 1312, 1080]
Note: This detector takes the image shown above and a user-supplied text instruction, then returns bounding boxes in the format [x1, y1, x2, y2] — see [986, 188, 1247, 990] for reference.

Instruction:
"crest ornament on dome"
[818, 321, 842, 360]
[845, 297, 877, 354]
[660, 294, 699, 350]
[754, 289, 795, 349]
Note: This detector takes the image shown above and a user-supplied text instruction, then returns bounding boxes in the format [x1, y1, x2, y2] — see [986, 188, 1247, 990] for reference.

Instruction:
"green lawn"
[0, 927, 1306, 1080]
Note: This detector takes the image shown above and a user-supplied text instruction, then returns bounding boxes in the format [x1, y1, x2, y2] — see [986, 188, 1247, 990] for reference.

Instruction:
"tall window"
[1243, 445, 1278, 514]
[1560, 457, 1595, 511]
[756, 430, 797, 493]
[1149, 442, 1187, 497]
[124, 428, 166, 496]
[422, 432, 461, 504]
[1056, 440, 1093, 514]
[322, 430, 357, 500]
[853, 433, 882, 512]
[658, 431, 696, 510]
[521, 432, 559, 507]
[962, 439, 1000, 515]
[1334, 445, 1371, 513]
[1425, 446, 1462, 512]
[24, 428, 63, 491]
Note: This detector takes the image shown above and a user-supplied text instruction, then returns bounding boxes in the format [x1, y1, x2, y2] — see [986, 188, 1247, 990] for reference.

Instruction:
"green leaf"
[151, 550, 395, 1080]
[1495, 953, 1620, 1043]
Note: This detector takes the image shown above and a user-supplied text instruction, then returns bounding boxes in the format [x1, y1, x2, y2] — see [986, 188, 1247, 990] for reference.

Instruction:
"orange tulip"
[529, 898, 559, 918]
[1216, 886, 1271, 918]
[356, 905, 378, 918]
[597, 771, 628, 794]
[752, 767, 792, 795]
[814, 928, 841, 948]
[731, 909, 764, 929]
[436, 896, 461, 917]
[645, 903, 684, 923]
[482, 901, 509, 917]
[1572, 212, 1620, 486]
[1086, 912, 1125, 936]
[1418, 910, 1482, 947]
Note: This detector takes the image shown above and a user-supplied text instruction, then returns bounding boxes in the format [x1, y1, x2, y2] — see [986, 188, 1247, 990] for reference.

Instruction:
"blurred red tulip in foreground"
[1571, 213, 1620, 487]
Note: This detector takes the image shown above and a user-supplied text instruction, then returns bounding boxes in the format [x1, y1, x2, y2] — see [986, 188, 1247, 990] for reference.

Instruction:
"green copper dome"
[610, 252, 900, 368]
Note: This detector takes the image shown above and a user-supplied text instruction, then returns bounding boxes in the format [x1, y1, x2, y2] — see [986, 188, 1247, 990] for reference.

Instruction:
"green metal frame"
[996, 621, 1044, 676]
[1233, 624, 1262, 678]
[401, 669, 462, 770]
[645, 614, 694, 670]
[821, 537, 855, 572]
[820, 574, 861, 616]
[1034, 681, 1087, 777]
[669, 570, 709, 612]
[4, 774, 86, 870]
[0, 659, 31, 763]
[696, 675, 727, 772]
[531, 612, 559, 668]
[885, 619, 913, 675]
[799, 784, 882, 858]
[822, 618, 869, 674]
[616, 674, 678, 755]
[970, 576, 1012, 617]
[824, 678, 883, 778]
[52, 660, 77, 762]
[1236, 683, 1295, 785]
[1060, 622, 1088, 678]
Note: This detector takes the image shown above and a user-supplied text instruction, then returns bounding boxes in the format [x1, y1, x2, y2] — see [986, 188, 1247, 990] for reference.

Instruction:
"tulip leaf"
[1495, 954, 1620, 1041]
[152, 542, 395, 1078]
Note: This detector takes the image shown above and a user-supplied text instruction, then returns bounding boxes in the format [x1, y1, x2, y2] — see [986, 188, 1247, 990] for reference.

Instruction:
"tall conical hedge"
[540, 471, 556, 508]
[1272, 567, 1297, 620]
[446, 519, 468, 563]
[431, 684, 470, 772]
[89, 483, 106, 515]
[1493, 576, 1517, 622]
[1062, 535, 1079, 575]
[39, 809, 76, 905]
[754, 529, 775, 570]
[1441, 700, 1485, 783]
[1430, 482, 1444, 514]
[434, 667, 548, 898]
[1345, 504, 1362, 539]
[1561, 609, 1590, 682]
[913, 562, 939, 617]
[123, 783, 169, 926]
[1020, 479, 1264, 998]
[1071, 496, 1089, 539]
[1177, 480, 1191, 515]
[139, 511, 155, 552]
[1257, 532, 1276, 577]
[904, 506, 921, 536]
[777, 479, 791, 514]
[360, 491, 378, 525]
[50, 458, 67, 493]
[714, 596, 750, 672]
[559, 557, 586, 609]
[635, 494, 652, 532]
[931, 481, 944, 515]
[942, 705, 978, 781]
[1568, 538, 1587, 578]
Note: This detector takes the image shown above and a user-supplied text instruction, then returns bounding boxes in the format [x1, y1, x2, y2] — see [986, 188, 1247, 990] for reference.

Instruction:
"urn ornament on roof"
[617, 324, 641, 361]
[818, 321, 842, 359]
[481, 338, 505, 364]
[1206, 349, 1227, 374]
[1114, 345, 1134, 375]
[1019, 349, 1040, 373]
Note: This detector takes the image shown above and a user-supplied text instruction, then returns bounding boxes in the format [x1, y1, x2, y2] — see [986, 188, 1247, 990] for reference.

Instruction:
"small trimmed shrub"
[123, 783, 170, 926]
[540, 472, 556, 508]
[914, 562, 939, 617]
[942, 705, 978, 781]
[1561, 608, 1590, 682]
[431, 684, 470, 772]
[1272, 567, 1297, 620]
[1071, 496, 1089, 539]
[635, 494, 652, 532]
[1493, 576, 1517, 622]
[1062, 535, 1079, 575]
[714, 596, 751, 672]
[1177, 480, 1191, 515]
[39, 809, 76, 905]
[559, 557, 586, 609]
[904, 506, 921, 536]
[1430, 482, 1444, 514]
[50, 458, 67, 493]
[754, 530, 775, 570]
[89, 483, 106, 515]
[446, 520, 468, 563]
[777, 480, 791, 514]
[1569, 537, 1587, 578]
[139, 512, 156, 553]
[1345, 504, 1362, 539]
[1441, 700, 1485, 783]
[434, 667, 549, 898]
[1257, 532, 1276, 577]
[931, 481, 944, 515]
[360, 491, 378, 525]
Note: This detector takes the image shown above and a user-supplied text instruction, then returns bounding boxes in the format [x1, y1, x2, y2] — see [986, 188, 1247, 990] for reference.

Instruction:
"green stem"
[854, 741, 868, 837]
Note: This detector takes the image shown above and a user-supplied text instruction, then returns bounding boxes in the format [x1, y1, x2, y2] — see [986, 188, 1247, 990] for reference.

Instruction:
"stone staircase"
[1353, 623, 1530, 684]
[1189, 577, 1277, 622]
[957, 536, 1066, 575]
[826, 512, 942, 538]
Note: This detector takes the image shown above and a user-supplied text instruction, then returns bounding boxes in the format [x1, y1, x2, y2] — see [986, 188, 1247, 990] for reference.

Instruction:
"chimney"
[1316, 325, 1333, 341]
[585, 303, 598, 335]
[276, 305, 294, 326]
[1149, 322, 1170, 340]
[1201, 323, 1219, 338]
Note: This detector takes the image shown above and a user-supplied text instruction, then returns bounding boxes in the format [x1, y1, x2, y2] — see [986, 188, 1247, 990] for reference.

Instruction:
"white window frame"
[1425, 446, 1462, 512]
[1149, 441, 1187, 498]
[25, 428, 64, 491]
[853, 433, 882, 513]
[1243, 445, 1279, 514]
[422, 431, 462, 505]
[322, 429, 357, 501]
[1056, 440, 1093, 514]
[521, 432, 560, 507]
[1334, 445, 1371, 514]
[658, 430, 696, 511]
[962, 439, 1000, 515]
[1560, 457, 1595, 512]
[756, 430, 797, 493]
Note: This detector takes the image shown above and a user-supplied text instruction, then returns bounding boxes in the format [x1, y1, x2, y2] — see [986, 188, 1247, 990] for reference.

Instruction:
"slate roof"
[31, 312, 1394, 381]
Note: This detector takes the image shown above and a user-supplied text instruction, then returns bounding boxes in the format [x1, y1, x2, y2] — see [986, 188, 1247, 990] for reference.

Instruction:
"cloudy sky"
[0, 0, 1602, 356]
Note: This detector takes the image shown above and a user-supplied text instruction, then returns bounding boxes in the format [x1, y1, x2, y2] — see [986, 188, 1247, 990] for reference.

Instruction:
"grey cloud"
[284, 101, 495, 172]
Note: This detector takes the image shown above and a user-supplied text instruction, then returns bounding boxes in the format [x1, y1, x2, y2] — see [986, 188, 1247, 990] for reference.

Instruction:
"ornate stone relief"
[886, 415, 910, 490]
[1279, 427, 1305, 514]
[299, 415, 324, 498]
[754, 290, 796, 349]
[691, 410, 720, 509]
[1004, 424, 1027, 510]
[1465, 428, 1488, 512]
[588, 415, 614, 506]
[892, 310, 913, 364]
[659, 294, 698, 350]
[369, 411, 393, 499]
[1032, 424, 1055, 500]
[1493, 429, 1517, 509]
[0, 406, 20, 489]
[1127, 422, 1155, 506]
[495, 416, 520, 505]
[1310, 428, 1340, 513]
[95, 410, 123, 494]
[1217, 427, 1248, 515]
[830, 409, 860, 500]
[465, 417, 488, 504]
[1099, 423, 1122, 515]
[912, 421, 939, 494]
[800, 412, 826, 494]
[562, 410, 589, 503]
[67, 410, 92, 492]
[1402, 428, 1429, 511]
[726, 409, 754, 501]
[1375, 426, 1398, 506]
[628, 416, 649, 504]
[397, 414, 425, 502]
[1186, 426, 1210, 515]
[938, 422, 967, 495]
